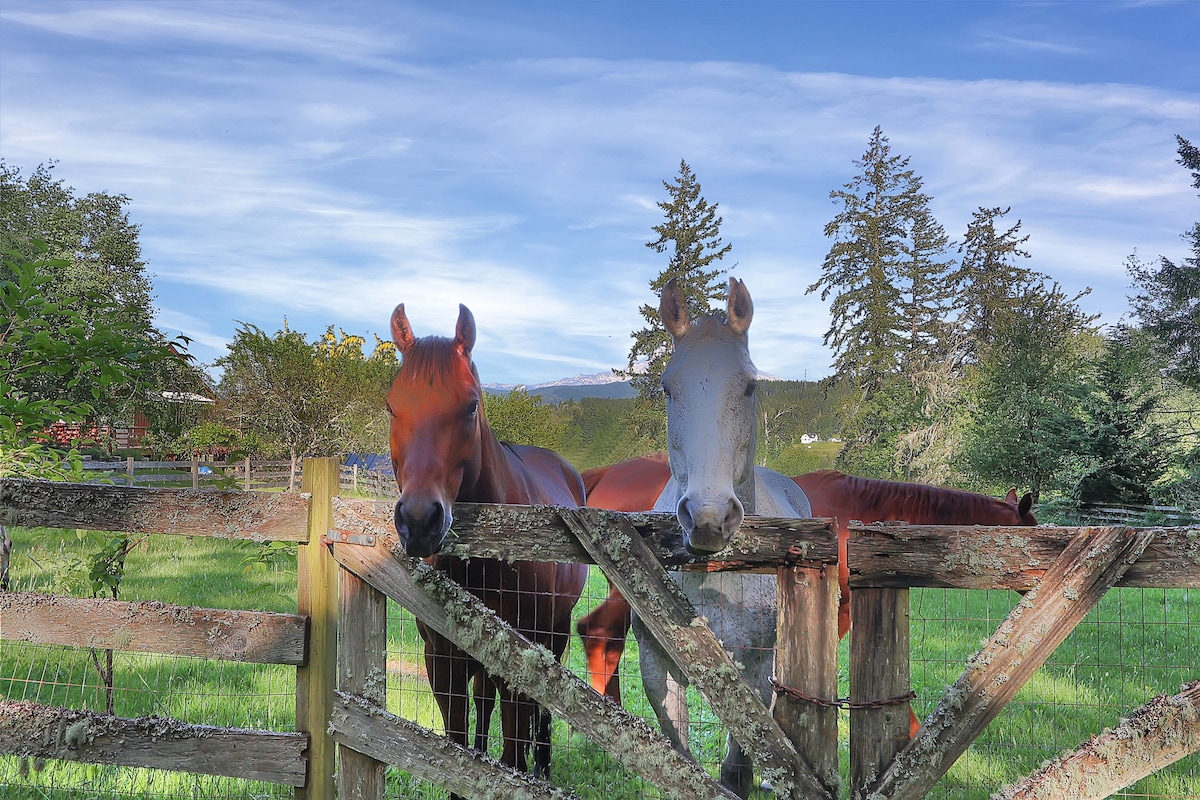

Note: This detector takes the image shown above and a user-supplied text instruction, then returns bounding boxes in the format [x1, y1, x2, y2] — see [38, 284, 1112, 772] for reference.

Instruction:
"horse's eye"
[384, 402, 395, 417]
[744, 380, 758, 397]
[661, 384, 671, 400]
[465, 399, 479, 417]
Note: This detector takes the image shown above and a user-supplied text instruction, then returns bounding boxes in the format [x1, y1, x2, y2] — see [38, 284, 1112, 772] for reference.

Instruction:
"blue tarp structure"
[344, 453, 393, 477]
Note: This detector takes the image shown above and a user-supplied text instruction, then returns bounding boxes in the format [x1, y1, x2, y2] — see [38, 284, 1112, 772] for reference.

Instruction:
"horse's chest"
[673, 571, 776, 652]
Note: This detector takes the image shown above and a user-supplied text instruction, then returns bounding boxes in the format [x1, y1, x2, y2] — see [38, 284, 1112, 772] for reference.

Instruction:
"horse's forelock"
[396, 336, 477, 389]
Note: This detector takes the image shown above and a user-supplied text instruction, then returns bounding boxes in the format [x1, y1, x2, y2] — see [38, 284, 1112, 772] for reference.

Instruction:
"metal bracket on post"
[324, 530, 377, 547]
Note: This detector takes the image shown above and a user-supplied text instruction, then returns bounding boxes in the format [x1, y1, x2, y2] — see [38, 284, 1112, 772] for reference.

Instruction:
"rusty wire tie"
[769, 676, 916, 710]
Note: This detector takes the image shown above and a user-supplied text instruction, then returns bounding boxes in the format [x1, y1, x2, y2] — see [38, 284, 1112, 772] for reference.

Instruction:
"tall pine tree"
[807, 126, 953, 395]
[1128, 135, 1200, 389]
[622, 160, 732, 405]
[948, 205, 1042, 357]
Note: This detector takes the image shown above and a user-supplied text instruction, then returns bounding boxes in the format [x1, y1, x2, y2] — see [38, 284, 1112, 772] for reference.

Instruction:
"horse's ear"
[727, 277, 753, 336]
[391, 304, 415, 354]
[660, 278, 690, 340]
[1005, 487, 1018, 504]
[455, 304, 476, 356]
[1019, 492, 1034, 517]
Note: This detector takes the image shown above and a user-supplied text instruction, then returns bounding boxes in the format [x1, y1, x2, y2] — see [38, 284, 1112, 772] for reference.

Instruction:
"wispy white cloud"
[973, 33, 1092, 56]
[2, 1, 1195, 383]
[0, 1, 396, 61]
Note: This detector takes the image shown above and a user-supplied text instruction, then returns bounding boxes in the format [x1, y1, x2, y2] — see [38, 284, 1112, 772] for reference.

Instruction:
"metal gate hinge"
[324, 529, 377, 547]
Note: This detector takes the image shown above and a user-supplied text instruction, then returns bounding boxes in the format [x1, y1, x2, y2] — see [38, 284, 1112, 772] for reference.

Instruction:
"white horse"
[631, 277, 812, 798]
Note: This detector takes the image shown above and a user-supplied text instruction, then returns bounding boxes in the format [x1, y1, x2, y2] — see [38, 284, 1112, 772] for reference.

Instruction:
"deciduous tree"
[1, 245, 179, 478]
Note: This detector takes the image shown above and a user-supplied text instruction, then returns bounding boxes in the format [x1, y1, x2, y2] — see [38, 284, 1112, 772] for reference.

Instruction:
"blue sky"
[2, 1, 1197, 385]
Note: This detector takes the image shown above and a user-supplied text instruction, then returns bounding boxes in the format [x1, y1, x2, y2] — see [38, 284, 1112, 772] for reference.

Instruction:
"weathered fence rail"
[82, 457, 299, 490]
[2, 459, 1200, 799]
[0, 460, 333, 797]
[80, 457, 397, 497]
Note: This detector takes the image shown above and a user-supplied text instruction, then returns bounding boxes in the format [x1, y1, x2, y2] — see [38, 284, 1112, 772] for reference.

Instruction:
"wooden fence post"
[244, 456, 251, 491]
[337, 558, 387, 799]
[125, 457, 134, 487]
[297, 457, 339, 800]
[775, 562, 840, 793]
[850, 525, 910, 800]
[191, 452, 199, 490]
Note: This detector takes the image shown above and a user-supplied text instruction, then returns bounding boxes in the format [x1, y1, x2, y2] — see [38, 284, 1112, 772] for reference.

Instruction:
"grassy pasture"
[1, 526, 1197, 799]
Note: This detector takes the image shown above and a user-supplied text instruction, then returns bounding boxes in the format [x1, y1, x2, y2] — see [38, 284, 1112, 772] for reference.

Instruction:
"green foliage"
[1066, 328, 1169, 505]
[808, 126, 953, 394]
[86, 533, 137, 600]
[960, 283, 1099, 500]
[483, 388, 565, 449]
[622, 160, 732, 407]
[1, 245, 180, 479]
[771, 440, 841, 476]
[173, 421, 247, 456]
[949, 206, 1041, 357]
[1, 162, 163, 417]
[1127, 135, 1200, 389]
[214, 322, 396, 459]
[556, 396, 651, 469]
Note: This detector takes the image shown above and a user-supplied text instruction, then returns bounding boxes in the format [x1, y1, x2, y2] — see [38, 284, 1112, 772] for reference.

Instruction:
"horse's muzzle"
[677, 493, 744, 554]
[394, 497, 452, 558]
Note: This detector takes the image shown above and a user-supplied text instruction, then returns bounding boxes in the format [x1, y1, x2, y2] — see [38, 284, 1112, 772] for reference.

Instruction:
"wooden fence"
[81, 457, 396, 496]
[82, 456, 299, 491]
[2, 457, 1199, 799]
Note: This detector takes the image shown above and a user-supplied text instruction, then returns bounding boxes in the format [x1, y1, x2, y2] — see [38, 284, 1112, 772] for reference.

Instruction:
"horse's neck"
[751, 467, 812, 518]
[735, 470, 757, 515]
[463, 424, 529, 504]
[843, 475, 1002, 523]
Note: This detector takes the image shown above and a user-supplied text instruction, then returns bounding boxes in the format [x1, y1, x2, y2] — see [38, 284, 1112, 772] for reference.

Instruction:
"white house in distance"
[800, 434, 820, 444]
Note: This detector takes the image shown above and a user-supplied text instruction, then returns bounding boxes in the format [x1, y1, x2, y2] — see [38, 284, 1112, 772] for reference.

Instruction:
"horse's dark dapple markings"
[386, 302, 588, 796]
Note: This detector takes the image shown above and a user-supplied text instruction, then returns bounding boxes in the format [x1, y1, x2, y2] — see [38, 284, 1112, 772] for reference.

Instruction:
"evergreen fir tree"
[622, 159, 732, 406]
[807, 126, 953, 396]
[1128, 135, 1200, 388]
[948, 205, 1042, 356]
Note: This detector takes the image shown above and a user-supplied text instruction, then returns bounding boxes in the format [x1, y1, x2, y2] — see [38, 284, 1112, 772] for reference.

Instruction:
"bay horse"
[578, 459, 1035, 736]
[634, 277, 813, 798]
[388, 302, 589, 792]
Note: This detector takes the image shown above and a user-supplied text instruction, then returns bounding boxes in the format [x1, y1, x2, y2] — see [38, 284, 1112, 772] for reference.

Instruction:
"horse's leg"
[720, 643, 774, 799]
[533, 705, 553, 780]
[498, 682, 537, 773]
[425, 646, 471, 800]
[631, 614, 691, 755]
[576, 586, 632, 704]
[471, 671, 496, 753]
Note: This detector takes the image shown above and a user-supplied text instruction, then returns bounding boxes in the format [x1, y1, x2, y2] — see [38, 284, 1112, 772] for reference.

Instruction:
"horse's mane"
[805, 471, 1027, 525]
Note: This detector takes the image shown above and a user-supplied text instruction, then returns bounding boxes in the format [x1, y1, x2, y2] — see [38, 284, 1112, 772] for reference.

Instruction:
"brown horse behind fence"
[387, 302, 588, 795]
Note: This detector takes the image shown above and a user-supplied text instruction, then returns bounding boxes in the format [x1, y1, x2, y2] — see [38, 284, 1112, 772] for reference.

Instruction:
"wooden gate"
[3, 456, 1200, 798]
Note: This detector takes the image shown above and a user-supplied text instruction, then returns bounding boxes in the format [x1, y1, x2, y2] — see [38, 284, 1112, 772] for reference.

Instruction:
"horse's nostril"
[676, 497, 695, 534]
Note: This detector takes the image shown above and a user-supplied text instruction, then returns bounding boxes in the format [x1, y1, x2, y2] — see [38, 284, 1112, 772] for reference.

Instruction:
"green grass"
[2, 527, 1198, 798]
